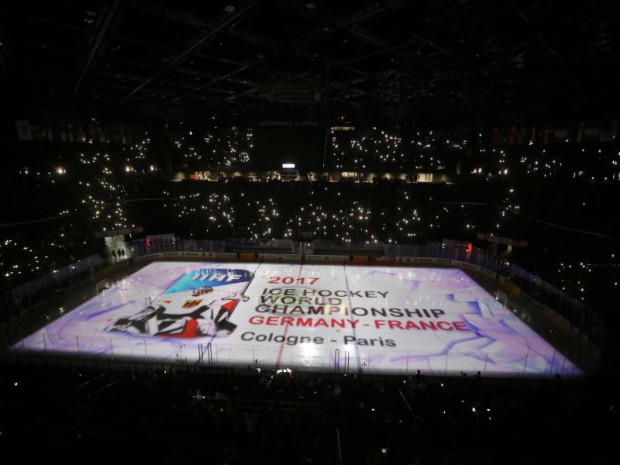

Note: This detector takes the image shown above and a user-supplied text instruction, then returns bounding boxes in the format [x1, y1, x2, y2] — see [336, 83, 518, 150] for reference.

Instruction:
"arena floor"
[8, 260, 582, 378]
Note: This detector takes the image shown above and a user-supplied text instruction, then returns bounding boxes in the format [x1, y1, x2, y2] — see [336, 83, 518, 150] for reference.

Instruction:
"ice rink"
[10, 261, 581, 377]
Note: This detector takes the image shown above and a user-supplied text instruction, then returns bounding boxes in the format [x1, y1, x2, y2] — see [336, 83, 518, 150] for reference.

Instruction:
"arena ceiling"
[1, 0, 619, 128]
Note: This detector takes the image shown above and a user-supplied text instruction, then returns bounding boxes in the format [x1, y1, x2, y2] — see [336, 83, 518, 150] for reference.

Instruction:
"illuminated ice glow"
[12, 261, 580, 377]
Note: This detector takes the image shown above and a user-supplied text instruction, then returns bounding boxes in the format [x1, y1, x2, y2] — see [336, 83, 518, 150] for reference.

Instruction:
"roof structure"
[1, 0, 619, 127]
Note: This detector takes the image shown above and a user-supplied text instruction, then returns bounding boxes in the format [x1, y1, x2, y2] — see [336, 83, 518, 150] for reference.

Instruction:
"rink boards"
[10, 261, 581, 377]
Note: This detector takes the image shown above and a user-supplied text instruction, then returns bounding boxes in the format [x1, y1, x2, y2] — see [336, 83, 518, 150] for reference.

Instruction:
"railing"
[6, 334, 585, 378]
[0, 254, 104, 319]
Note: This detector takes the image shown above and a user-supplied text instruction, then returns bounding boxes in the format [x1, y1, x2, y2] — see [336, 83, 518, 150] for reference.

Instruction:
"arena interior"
[1, 1, 619, 464]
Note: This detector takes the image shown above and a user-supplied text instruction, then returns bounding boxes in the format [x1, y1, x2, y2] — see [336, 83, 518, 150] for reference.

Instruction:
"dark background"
[254, 125, 326, 171]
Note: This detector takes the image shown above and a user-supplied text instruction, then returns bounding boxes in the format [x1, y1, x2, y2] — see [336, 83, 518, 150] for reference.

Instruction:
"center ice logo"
[165, 268, 254, 294]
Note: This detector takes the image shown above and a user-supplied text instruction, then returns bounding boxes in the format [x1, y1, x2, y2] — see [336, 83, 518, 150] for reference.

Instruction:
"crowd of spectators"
[1, 356, 618, 464]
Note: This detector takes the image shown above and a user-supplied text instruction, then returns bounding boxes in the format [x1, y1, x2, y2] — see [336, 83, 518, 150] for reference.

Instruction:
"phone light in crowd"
[282, 163, 295, 169]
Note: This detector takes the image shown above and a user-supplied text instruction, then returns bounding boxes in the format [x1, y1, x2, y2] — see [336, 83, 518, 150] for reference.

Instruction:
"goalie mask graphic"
[106, 268, 254, 338]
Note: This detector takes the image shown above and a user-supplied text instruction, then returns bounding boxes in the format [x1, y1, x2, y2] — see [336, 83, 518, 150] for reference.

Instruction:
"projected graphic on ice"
[10, 261, 580, 377]
[105, 268, 254, 338]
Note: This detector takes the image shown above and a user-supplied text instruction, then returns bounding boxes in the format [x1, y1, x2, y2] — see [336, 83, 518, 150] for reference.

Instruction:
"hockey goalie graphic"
[106, 268, 254, 338]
